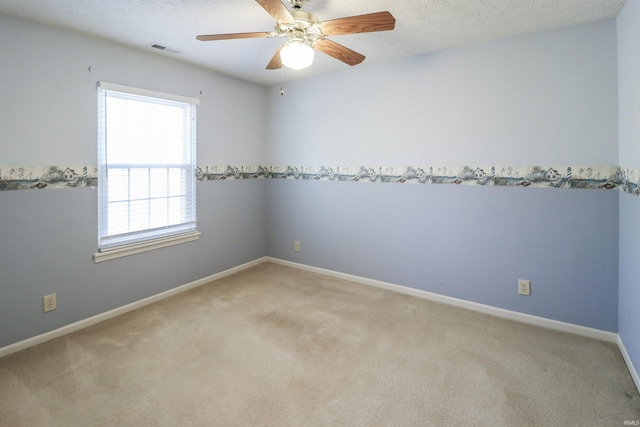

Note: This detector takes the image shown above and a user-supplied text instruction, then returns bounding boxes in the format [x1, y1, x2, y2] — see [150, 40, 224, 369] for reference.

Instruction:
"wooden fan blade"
[314, 39, 365, 66]
[266, 46, 283, 69]
[196, 32, 272, 41]
[319, 11, 396, 36]
[255, 0, 295, 24]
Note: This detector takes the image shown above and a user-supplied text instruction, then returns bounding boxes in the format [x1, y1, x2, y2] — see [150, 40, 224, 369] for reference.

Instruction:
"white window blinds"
[97, 82, 198, 251]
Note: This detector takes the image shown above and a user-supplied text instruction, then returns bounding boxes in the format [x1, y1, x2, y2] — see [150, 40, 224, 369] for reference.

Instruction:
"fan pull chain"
[280, 67, 285, 96]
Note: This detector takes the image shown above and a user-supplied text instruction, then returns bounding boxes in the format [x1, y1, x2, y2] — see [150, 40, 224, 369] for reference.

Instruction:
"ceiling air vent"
[147, 43, 181, 55]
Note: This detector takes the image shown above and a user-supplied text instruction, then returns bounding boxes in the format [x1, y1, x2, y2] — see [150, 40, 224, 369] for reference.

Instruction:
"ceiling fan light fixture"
[196, 1, 397, 72]
[280, 40, 314, 70]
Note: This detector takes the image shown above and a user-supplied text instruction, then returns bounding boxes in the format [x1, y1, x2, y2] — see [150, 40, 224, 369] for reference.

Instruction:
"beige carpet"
[1, 262, 639, 426]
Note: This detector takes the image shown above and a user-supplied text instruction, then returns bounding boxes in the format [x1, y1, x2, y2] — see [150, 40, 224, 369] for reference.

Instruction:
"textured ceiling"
[0, 0, 626, 86]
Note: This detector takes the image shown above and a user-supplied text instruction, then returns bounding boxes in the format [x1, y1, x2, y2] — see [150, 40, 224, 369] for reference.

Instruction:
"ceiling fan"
[196, 0, 396, 70]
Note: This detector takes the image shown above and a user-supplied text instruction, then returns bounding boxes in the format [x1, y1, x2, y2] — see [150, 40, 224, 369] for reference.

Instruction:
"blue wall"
[0, 14, 267, 348]
[264, 19, 621, 333]
[266, 180, 619, 331]
[619, 196, 640, 372]
[617, 0, 640, 384]
[265, 20, 618, 167]
[0, 180, 266, 347]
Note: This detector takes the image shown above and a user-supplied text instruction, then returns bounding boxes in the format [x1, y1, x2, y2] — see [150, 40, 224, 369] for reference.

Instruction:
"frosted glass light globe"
[280, 41, 314, 70]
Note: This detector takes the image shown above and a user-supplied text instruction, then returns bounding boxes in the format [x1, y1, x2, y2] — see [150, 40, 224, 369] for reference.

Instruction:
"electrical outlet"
[294, 241, 300, 252]
[518, 280, 531, 296]
[43, 293, 57, 312]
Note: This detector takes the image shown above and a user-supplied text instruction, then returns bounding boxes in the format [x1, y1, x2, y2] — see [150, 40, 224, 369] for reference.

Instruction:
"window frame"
[94, 82, 199, 263]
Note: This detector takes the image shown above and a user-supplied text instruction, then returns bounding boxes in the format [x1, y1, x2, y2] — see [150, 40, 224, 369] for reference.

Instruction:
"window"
[95, 82, 199, 262]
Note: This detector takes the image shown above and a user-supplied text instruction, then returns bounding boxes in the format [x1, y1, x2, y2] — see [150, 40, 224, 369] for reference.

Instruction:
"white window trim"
[96, 82, 199, 262]
[98, 82, 200, 106]
[93, 231, 201, 263]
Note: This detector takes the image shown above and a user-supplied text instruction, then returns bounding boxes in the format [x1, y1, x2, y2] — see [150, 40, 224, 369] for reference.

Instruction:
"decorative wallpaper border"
[199, 165, 640, 196]
[0, 166, 98, 191]
[1, 165, 639, 197]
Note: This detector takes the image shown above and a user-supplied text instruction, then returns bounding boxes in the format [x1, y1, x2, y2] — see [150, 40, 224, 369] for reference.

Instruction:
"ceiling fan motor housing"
[277, 10, 323, 46]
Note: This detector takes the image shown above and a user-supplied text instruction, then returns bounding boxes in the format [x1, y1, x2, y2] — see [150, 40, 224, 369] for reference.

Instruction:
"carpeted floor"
[1, 262, 639, 426]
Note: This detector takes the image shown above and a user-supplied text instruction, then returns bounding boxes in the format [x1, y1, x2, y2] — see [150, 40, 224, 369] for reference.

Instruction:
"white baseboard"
[618, 335, 640, 394]
[266, 257, 618, 343]
[0, 257, 268, 359]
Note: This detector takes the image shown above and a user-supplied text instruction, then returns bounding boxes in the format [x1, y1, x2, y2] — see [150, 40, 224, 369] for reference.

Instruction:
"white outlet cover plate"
[518, 280, 531, 296]
[43, 293, 57, 312]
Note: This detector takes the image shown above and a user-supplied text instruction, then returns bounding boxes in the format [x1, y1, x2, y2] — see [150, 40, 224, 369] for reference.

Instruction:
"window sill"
[93, 231, 201, 263]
